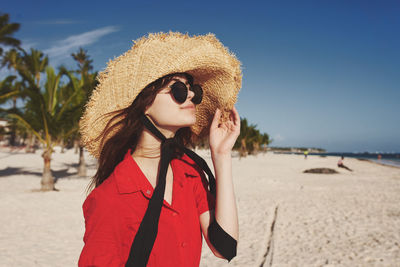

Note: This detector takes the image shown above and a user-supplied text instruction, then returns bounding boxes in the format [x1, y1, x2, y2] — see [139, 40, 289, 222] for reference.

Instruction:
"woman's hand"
[209, 106, 241, 156]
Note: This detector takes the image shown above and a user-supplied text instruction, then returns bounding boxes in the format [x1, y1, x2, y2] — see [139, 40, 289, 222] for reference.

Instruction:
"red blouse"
[78, 149, 216, 266]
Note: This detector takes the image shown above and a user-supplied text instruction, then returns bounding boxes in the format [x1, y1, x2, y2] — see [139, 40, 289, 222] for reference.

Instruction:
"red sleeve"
[192, 167, 216, 216]
[78, 190, 123, 267]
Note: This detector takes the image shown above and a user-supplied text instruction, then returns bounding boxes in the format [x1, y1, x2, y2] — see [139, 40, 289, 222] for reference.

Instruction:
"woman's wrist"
[211, 152, 231, 164]
[210, 148, 232, 159]
[211, 150, 232, 175]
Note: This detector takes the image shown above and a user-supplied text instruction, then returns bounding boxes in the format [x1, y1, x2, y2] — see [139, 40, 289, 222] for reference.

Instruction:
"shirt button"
[172, 212, 178, 217]
[181, 242, 187, 248]
[146, 189, 151, 194]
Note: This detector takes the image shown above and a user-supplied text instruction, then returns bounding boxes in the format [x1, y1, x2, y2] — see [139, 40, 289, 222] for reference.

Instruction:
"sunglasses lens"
[170, 81, 188, 104]
[191, 84, 203, 104]
[170, 81, 203, 105]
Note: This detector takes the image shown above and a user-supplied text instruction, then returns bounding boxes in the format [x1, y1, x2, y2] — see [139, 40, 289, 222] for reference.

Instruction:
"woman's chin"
[181, 118, 196, 128]
[183, 121, 196, 127]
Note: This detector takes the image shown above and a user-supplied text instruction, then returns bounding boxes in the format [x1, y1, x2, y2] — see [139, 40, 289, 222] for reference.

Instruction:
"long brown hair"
[85, 72, 195, 194]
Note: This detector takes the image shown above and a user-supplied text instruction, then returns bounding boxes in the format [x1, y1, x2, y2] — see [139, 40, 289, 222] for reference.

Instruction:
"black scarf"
[125, 113, 237, 266]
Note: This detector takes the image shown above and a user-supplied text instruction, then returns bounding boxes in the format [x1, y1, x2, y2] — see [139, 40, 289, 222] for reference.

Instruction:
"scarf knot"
[161, 137, 179, 149]
[161, 137, 182, 159]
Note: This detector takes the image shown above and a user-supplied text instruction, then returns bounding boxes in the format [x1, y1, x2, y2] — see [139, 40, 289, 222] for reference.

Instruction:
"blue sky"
[2, 0, 399, 152]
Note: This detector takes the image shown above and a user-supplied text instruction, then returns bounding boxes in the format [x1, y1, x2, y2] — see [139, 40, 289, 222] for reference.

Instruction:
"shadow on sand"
[0, 161, 97, 182]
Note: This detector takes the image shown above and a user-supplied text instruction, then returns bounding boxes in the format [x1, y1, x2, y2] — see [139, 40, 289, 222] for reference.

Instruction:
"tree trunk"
[77, 144, 86, 177]
[60, 139, 65, 153]
[41, 149, 55, 191]
[22, 135, 27, 147]
[253, 142, 260, 156]
[25, 133, 33, 153]
[10, 123, 16, 146]
[262, 144, 268, 154]
[74, 139, 79, 154]
[26, 135, 37, 153]
[10, 98, 17, 146]
[31, 135, 37, 153]
[239, 138, 247, 158]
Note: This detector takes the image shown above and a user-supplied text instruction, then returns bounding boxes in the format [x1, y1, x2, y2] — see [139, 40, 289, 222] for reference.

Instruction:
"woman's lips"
[182, 105, 195, 109]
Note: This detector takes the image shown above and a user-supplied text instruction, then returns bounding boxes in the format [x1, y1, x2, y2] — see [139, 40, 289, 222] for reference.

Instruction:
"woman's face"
[145, 75, 197, 131]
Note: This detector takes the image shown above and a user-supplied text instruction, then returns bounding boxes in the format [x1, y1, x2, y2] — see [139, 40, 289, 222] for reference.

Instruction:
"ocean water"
[309, 152, 400, 168]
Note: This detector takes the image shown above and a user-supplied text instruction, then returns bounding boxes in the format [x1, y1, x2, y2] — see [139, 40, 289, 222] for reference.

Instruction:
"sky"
[2, 0, 400, 153]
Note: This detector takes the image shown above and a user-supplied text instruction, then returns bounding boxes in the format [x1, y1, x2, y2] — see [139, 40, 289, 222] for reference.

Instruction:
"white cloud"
[44, 26, 119, 60]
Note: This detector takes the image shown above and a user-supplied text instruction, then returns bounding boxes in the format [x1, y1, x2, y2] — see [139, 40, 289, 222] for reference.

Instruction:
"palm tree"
[233, 118, 247, 157]
[13, 48, 49, 151]
[260, 133, 271, 153]
[18, 48, 48, 87]
[71, 47, 93, 74]
[0, 75, 24, 146]
[77, 72, 97, 176]
[0, 13, 21, 56]
[0, 76, 19, 144]
[247, 126, 261, 155]
[0, 75, 18, 103]
[1, 48, 21, 71]
[233, 117, 271, 158]
[1, 48, 24, 146]
[8, 66, 81, 190]
[68, 48, 97, 177]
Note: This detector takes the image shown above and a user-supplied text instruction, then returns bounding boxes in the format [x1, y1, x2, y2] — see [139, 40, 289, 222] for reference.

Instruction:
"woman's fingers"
[231, 106, 240, 127]
[210, 107, 221, 130]
[211, 106, 240, 131]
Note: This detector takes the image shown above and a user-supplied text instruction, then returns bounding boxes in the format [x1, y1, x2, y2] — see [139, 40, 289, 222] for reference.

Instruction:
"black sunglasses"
[166, 81, 203, 105]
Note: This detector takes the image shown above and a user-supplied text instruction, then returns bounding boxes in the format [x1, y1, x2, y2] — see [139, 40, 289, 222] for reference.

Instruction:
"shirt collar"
[114, 148, 188, 194]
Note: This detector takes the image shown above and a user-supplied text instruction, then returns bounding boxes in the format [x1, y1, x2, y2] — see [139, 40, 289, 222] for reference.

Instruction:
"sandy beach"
[0, 148, 399, 267]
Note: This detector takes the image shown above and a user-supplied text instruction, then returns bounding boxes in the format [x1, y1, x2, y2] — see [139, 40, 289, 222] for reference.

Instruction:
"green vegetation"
[233, 118, 271, 157]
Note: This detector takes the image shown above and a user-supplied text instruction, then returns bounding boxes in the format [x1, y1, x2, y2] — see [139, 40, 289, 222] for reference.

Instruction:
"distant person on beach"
[337, 156, 353, 172]
[77, 32, 240, 266]
[304, 150, 309, 159]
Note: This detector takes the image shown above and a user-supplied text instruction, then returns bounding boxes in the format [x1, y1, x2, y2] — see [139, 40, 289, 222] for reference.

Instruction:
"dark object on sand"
[303, 168, 339, 174]
[337, 156, 353, 171]
[338, 164, 353, 171]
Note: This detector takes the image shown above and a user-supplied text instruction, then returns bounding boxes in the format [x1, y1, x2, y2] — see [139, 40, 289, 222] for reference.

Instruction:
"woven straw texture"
[79, 31, 243, 159]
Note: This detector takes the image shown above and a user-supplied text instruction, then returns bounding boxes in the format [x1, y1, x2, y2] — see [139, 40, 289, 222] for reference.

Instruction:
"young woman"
[78, 32, 242, 267]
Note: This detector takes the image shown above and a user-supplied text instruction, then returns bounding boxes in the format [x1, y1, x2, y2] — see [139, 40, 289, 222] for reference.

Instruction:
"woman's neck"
[132, 124, 177, 159]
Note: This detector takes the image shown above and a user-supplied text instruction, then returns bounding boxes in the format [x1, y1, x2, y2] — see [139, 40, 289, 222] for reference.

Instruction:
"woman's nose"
[187, 88, 195, 100]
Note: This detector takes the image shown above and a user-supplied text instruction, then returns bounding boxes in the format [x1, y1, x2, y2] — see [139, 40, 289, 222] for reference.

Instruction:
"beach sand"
[0, 148, 399, 266]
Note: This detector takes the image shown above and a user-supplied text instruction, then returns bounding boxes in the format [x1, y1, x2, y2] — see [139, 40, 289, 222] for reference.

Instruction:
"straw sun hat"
[79, 31, 243, 159]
